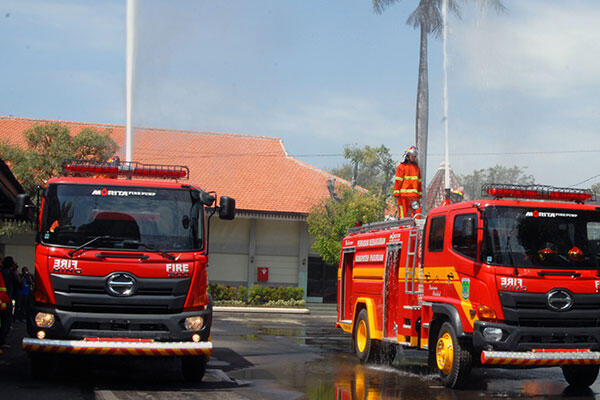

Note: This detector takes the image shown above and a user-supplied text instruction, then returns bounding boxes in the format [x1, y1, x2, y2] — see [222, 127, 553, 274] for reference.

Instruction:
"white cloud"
[452, 1, 600, 98]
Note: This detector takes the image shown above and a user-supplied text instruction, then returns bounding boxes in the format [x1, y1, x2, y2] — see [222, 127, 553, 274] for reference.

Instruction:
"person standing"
[393, 146, 422, 218]
[0, 261, 12, 351]
[0, 257, 20, 343]
[15, 266, 32, 321]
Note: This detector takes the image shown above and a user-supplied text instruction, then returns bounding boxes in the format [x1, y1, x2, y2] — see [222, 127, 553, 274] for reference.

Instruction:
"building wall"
[207, 215, 309, 294]
[0, 233, 35, 271]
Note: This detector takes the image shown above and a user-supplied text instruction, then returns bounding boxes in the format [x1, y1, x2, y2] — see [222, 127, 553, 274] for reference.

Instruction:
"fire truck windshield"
[482, 206, 600, 269]
[41, 183, 203, 251]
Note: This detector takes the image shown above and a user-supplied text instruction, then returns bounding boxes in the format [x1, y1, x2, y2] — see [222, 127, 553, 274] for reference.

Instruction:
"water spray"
[442, 0, 450, 191]
[125, 0, 136, 162]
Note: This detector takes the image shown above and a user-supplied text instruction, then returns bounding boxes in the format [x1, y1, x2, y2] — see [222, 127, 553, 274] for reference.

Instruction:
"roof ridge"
[0, 115, 281, 141]
[137, 125, 281, 141]
[278, 139, 360, 191]
[0, 115, 122, 130]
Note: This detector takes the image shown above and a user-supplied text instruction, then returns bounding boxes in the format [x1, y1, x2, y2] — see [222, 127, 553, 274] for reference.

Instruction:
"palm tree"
[372, 0, 505, 207]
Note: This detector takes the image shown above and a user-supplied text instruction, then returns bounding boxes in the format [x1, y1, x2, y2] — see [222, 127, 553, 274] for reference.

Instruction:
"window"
[42, 183, 202, 251]
[481, 207, 600, 269]
[453, 213, 478, 259]
[588, 222, 600, 241]
[428, 216, 446, 252]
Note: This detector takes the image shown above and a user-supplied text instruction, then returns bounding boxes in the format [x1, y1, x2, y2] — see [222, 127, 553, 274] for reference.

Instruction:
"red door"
[384, 244, 402, 339]
[339, 251, 355, 321]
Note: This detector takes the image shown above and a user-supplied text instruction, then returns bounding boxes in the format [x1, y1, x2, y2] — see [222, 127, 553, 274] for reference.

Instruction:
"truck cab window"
[452, 213, 478, 259]
[42, 184, 202, 251]
[428, 216, 446, 252]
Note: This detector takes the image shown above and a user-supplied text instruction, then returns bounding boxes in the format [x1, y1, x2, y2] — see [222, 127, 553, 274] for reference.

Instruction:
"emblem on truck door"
[546, 289, 573, 311]
[106, 272, 137, 297]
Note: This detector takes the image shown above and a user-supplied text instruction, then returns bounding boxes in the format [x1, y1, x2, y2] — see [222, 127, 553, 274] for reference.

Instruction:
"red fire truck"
[14, 160, 235, 381]
[337, 184, 600, 388]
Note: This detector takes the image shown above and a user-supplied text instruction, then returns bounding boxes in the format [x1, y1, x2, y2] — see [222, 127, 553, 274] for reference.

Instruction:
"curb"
[213, 306, 310, 314]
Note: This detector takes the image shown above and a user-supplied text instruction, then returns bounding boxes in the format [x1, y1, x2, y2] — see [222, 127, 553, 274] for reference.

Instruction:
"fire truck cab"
[15, 160, 235, 381]
[337, 184, 600, 388]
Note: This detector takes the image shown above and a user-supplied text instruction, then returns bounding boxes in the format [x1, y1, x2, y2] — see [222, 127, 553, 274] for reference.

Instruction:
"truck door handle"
[447, 273, 454, 281]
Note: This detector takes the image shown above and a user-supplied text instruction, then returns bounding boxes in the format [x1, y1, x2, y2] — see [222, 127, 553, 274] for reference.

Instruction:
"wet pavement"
[2, 305, 600, 399]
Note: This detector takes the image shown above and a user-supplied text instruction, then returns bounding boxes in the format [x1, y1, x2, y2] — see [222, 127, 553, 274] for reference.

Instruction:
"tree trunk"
[415, 23, 429, 210]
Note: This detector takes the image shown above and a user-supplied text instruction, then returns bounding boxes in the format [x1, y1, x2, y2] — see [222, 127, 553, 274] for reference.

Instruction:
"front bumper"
[473, 320, 600, 352]
[481, 349, 600, 366]
[27, 305, 212, 342]
[22, 337, 212, 357]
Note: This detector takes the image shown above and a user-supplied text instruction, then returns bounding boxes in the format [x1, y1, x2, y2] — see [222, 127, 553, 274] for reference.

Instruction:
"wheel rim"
[436, 332, 454, 375]
[356, 320, 368, 353]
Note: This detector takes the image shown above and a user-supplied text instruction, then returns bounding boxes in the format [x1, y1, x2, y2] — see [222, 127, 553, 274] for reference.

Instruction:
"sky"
[1, 0, 599, 188]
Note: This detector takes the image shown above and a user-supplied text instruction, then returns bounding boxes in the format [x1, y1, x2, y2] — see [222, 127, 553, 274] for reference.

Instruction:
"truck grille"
[51, 274, 191, 314]
[71, 321, 169, 332]
[499, 291, 600, 328]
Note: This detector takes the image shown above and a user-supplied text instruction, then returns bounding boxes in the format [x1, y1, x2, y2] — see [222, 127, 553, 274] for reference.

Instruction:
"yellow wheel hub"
[436, 332, 454, 375]
[356, 320, 368, 353]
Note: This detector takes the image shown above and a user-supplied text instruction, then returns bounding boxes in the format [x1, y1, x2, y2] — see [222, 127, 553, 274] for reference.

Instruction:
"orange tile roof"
[0, 116, 350, 214]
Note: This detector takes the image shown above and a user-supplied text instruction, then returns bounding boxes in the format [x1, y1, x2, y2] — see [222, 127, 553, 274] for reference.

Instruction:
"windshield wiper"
[506, 236, 519, 276]
[68, 235, 111, 258]
[122, 240, 176, 261]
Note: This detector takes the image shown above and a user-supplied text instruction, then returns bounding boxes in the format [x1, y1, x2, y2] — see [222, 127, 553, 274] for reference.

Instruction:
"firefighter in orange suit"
[0, 272, 9, 354]
[393, 146, 422, 218]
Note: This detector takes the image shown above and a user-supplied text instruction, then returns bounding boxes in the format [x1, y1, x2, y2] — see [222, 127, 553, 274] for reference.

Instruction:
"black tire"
[434, 322, 472, 388]
[380, 343, 397, 365]
[561, 365, 600, 387]
[181, 355, 207, 382]
[30, 352, 55, 379]
[353, 309, 381, 363]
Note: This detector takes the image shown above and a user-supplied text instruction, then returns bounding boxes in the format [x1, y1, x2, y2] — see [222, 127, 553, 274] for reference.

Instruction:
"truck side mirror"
[218, 196, 235, 220]
[14, 193, 33, 220]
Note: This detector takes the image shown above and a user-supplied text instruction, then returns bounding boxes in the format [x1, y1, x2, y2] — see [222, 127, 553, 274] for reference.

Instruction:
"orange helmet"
[107, 155, 121, 166]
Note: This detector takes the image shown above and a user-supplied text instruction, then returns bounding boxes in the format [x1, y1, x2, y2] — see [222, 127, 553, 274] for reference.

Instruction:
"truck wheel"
[435, 322, 472, 388]
[561, 365, 600, 387]
[380, 343, 397, 365]
[181, 355, 207, 382]
[354, 309, 380, 363]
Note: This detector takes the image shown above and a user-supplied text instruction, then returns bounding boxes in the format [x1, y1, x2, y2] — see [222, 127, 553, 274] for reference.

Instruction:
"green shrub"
[248, 285, 268, 305]
[287, 287, 304, 301]
[236, 286, 248, 301]
[264, 299, 306, 307]
[210, 283, 305, 306]
[208, 284, 237, 301]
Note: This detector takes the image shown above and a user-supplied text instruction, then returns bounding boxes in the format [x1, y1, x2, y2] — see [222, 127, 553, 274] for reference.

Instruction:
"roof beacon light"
[64, 161, 189, 180]
[482, 184, 595, 203]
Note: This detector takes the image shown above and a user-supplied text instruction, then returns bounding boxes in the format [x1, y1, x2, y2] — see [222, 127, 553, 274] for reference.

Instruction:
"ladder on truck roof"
[347, 218, 415, 234]
[405, 228, 421, 295]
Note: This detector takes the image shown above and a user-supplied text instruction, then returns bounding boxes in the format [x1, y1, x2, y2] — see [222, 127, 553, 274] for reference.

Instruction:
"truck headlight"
[184, 316, 204, 331]
[35, 312, 55, 328]
[483, 327, 503, 342]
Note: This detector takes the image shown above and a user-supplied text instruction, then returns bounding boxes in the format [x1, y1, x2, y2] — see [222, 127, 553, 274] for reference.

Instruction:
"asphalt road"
[2, 306, 600, 399]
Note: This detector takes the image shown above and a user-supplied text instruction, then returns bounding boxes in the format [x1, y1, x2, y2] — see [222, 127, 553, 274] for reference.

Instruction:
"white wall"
[0, 233, 35, 271]
[207, 253, 248, 284]
[208, 216, 306, 287]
